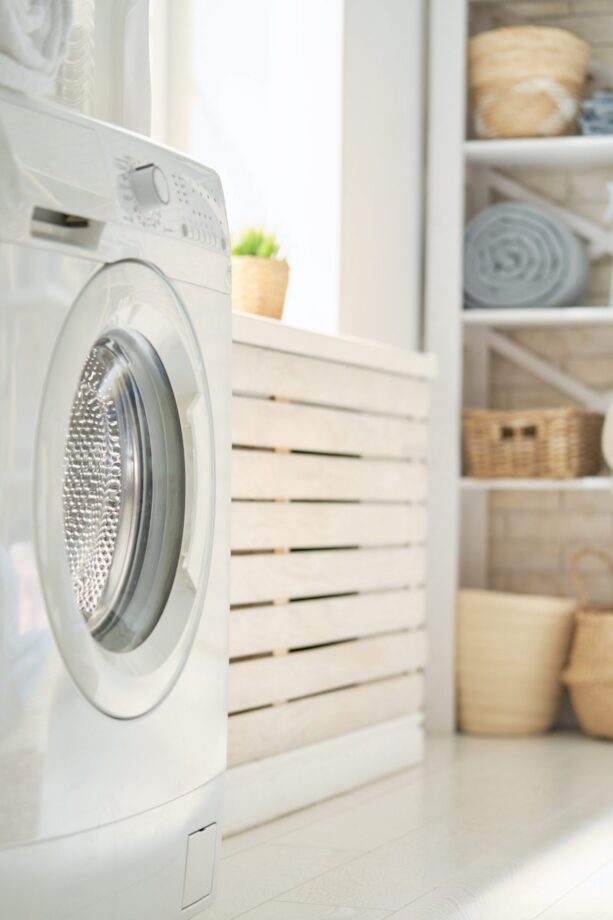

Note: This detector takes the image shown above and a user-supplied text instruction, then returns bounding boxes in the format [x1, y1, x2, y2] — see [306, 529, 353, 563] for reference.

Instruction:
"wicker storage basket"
[469, 26, 590, 139]
[232, 255, 289, 320]
[462, 408, 603, 479]
[458, 589, 576, 735]
[563, 549, 613, 739]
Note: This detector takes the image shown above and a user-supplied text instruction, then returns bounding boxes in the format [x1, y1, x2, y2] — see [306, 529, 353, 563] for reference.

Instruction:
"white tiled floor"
[201, 733, 613, 920]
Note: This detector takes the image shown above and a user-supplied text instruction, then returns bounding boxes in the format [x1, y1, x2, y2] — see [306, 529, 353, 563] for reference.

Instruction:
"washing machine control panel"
[113, 149, 229, 254]
[0, 92, 230, 256]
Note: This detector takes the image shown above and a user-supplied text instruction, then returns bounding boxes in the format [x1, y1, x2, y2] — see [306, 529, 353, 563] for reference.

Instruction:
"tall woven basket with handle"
[563, 548, 613, 739]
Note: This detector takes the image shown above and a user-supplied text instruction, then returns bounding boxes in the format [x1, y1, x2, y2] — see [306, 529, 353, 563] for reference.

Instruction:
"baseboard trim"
[223, 713, 424, 836]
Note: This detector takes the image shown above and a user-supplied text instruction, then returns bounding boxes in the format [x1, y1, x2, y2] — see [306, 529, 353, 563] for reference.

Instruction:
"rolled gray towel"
[464, 202, 588, 309]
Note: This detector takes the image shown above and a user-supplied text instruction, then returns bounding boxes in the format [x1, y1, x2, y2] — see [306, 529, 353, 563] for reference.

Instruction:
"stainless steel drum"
[62, 330, 185, 652]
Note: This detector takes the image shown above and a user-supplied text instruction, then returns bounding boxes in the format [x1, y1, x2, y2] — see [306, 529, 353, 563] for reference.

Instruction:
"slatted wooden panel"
[233, 395, 427, 459]
[233, 342, 430, 418]
[229, 330, 432, 771]
[229, 631, 427, 712]
[228, 674, 425, 766]
[231, 547, 425, 606]
[232, 449, 428, 501]
[229, 590, 426, 658]
[231, 502, 426, 551]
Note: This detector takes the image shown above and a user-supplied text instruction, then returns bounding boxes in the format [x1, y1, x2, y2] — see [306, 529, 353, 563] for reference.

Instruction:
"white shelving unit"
[461, 477, 613, 492]
[425, 0, 613, 733]
[463, 307, 613, 327]
[465, 135, 613, 167]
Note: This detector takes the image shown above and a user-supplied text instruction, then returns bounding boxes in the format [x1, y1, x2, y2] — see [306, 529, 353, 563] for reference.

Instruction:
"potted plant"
[231, 228, 289, 320]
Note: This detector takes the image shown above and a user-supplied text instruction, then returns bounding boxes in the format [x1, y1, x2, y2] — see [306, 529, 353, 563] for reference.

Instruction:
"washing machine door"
[35, 260, 215, 718]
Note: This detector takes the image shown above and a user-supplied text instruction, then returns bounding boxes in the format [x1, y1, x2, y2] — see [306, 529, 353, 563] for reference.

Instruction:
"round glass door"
[63, 330, 185, 653]
[36, 260, 215, 718]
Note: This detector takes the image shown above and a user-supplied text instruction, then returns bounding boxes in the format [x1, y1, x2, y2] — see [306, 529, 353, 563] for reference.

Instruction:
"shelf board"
[461, 476, 613, 492]
[462, 307, 613, 327]
[465, 135, 613, 168]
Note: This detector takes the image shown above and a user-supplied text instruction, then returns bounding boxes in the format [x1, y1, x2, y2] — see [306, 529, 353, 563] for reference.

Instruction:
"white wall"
[156, 0, 344, 334]
[339, 0, 426, 350]
[152, 0, 425, 343]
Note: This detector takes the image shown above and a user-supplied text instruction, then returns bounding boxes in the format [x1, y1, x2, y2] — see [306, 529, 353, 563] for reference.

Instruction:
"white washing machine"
[0, 87, 230, 918]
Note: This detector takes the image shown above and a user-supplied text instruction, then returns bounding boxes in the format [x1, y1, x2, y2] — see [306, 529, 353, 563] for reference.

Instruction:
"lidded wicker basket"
[563, 549, 613, 739]
[462, 408, 603, 479]
[232, 255, 289, 320]
[469, 26, 590, 139]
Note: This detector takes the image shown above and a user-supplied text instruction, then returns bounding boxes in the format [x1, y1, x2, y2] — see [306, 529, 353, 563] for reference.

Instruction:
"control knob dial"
[129, 164, 170, 211]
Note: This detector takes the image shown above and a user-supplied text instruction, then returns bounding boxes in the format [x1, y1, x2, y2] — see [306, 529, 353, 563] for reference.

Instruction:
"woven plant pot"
[458, 589, 576, 735]
[469, 26, 590, 139]
[563, 549, 613, 739]
[462, 408, 603, 479]
[232, 255, 289, 320]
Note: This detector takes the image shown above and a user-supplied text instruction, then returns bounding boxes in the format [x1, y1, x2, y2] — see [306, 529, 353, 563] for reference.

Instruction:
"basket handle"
[491, 420, 539, 442]
[571, 548, 613, 608]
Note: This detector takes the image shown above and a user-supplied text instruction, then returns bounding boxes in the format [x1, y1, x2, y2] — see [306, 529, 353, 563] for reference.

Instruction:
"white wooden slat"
[232, 449, 427, 502]
[228, 630, 426, 713]
[224, 714, 424, 836]
[230, 502, 426, 551]
[232, 342, 430, 419]
[232, 396, 427, 459]
[230, 546, 425, 607]
[227, 673, 424, 766]
[229, 589, 425, 657]
[232, 311, 437, 378]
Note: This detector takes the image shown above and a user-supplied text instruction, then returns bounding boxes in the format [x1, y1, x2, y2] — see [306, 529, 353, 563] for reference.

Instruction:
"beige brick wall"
[469, 1, 613, 605]
[489, 490, 613, 605]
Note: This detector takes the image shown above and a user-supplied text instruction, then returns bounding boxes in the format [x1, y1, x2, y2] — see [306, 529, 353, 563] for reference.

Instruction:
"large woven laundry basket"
[563, 549, 613, 739]
[469, 26, 590, 139]
[458, 589, 576, 735]
[462, 408, 603, 479]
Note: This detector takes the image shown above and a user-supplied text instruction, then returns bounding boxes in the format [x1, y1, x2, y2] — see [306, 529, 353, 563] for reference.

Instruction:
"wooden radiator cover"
[226, 314, 435, 833]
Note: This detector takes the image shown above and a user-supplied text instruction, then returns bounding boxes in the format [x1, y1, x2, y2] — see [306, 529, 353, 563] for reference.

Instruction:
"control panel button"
[129, 163, 170, 210]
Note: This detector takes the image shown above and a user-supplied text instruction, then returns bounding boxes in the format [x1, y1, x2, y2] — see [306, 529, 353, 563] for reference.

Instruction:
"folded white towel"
[0, 0, 72, 95]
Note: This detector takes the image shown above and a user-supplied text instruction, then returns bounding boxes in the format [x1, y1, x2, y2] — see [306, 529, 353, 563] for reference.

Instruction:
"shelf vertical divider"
[424, 0, 468, 733]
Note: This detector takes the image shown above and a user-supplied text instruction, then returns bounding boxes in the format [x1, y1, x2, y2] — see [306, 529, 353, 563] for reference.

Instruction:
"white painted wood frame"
[423, 0, 467, 732]
[228, 313, 434, 831]
[428, 0, 613, 728]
